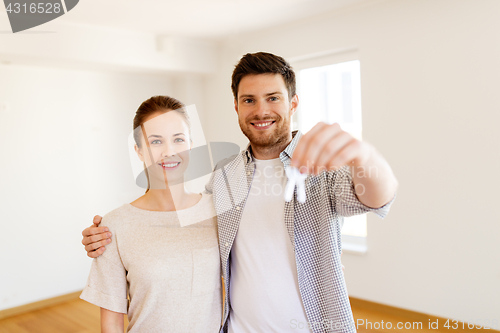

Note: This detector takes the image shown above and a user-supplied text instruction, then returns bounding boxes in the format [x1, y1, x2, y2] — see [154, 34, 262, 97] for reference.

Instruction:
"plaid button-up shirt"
[205, 131, 393, 333]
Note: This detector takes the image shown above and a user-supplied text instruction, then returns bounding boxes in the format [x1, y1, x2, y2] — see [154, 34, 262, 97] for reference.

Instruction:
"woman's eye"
[151, 140, 161, 144]
[174, 138, 185, 143]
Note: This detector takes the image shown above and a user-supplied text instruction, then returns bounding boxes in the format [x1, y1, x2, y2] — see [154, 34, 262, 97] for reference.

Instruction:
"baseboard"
[0, 291, 82, 320]
[350, 297, 500, 332]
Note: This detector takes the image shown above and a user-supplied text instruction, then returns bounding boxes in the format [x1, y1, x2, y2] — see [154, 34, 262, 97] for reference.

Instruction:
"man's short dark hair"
[231, 52, 296, 101]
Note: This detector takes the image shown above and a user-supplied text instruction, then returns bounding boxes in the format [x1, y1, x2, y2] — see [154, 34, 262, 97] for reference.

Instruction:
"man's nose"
[254, 100, 270, 118]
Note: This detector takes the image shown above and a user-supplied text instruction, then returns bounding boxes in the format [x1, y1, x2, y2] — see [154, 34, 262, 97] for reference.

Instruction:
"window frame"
[291, 48, 368, 254]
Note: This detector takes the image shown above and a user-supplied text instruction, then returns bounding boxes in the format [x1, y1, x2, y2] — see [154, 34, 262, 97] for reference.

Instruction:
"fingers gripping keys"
[284, 167, 307, 203]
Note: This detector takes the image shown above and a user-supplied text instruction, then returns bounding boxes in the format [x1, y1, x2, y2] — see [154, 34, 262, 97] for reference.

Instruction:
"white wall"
[0, 65, 182, 310]
[204, 0, 500, 324]
[0, 21, 218, 74]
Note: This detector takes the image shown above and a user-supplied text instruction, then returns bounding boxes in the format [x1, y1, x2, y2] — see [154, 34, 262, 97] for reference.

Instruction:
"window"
[293, 56, 367, 253]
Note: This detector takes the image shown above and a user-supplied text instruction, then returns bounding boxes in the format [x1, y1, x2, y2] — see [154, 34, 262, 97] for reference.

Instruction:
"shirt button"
[236, 206, 241, 211]
[247, 171, 251, 175]
[225, 242, 229, 247]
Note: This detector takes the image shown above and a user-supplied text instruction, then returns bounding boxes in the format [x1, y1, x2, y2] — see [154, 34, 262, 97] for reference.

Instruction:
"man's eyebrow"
[239, 91, 283, 99]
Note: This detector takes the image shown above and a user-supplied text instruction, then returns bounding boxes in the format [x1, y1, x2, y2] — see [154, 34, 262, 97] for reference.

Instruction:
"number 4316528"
[6, 3, 62, 14]
[444, 319, 497, 330]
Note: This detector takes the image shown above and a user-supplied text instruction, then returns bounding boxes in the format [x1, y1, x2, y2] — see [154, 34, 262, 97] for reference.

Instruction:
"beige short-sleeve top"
[80, 193, 222, 332]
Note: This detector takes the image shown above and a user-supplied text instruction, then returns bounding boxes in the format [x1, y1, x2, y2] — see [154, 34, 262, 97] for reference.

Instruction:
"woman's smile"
[159, 160, 181, 170]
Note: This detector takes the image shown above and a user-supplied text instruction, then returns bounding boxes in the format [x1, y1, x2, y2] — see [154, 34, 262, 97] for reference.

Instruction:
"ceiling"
[54, 0, 371, 39]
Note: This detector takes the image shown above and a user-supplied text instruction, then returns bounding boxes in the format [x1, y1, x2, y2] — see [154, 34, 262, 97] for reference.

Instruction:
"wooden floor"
[0, 299, 100, 333]
[0, 298, 492, 332]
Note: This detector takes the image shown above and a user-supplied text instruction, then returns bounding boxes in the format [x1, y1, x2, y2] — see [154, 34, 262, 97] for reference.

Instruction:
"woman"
[80, 96, 222, 332]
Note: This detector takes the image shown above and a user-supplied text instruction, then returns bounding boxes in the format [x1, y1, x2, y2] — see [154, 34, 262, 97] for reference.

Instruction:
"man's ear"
[134, 144, 145, 162]
[290, 94, 299, 116]
[234, 99, 239, 114]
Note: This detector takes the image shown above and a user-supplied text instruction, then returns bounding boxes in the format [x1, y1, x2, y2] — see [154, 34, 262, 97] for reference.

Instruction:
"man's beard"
[239, 115, 291, 149]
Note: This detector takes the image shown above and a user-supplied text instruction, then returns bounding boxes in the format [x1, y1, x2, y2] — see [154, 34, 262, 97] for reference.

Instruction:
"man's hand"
[291, 122, 398, 209]
[82, 215, 111, 258]
[291, 122, 369, 174]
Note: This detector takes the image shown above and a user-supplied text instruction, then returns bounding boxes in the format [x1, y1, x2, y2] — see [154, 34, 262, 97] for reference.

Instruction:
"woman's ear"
[134, 144, 145, 162]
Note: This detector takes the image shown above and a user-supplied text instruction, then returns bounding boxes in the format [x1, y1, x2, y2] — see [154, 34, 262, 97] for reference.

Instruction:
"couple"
[80, 52, 398, 333]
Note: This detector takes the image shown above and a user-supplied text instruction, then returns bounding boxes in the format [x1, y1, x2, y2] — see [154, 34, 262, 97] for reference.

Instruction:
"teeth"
[255, 122, 273, 127]
[162, 162, 179, 167]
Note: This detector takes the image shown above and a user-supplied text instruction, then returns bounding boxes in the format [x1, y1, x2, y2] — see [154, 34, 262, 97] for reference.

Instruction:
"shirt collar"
[243, 130, 302, 165]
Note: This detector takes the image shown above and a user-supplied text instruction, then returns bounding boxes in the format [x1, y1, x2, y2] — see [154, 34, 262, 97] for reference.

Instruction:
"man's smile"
[250, 120, 276, 130]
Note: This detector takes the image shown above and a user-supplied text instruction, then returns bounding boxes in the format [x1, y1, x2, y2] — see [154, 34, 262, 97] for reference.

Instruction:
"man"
[82, 52, 398, 332]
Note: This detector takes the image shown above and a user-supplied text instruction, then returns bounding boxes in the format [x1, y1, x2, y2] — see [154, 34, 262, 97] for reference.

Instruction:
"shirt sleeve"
[80, 218, 128, 314]
[204, 167, 215, 195]
[327, 165, 395, 219]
